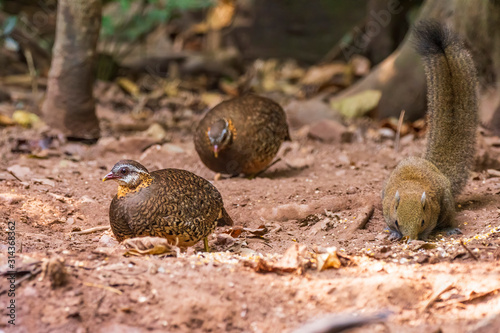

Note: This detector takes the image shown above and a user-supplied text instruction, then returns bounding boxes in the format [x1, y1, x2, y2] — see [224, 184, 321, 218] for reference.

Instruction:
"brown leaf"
[243, 225, 269, 236]
[300, 63, 351, 87]
[12, 110, 41, 128]
[275, 243, 307, 271]
[0, 114, 14, 126]
[248, 243, 308, 274]
[116, 77, 140, 97]
[226, 225, 243, 238]
[316, 252, 341, 271]
[123, 237, 178, 256]
[192, 0, 235, 33]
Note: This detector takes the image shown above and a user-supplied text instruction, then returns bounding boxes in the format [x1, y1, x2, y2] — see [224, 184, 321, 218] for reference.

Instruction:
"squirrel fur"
[382, 21, 478, 241]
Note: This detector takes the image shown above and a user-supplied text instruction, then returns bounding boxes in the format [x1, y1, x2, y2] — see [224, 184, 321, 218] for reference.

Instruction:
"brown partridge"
[194, 94, 291, 176]
[103, 160, 233, 251]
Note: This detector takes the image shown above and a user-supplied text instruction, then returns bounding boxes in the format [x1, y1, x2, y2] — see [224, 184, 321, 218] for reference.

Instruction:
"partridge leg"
[203, 237, 210, 252]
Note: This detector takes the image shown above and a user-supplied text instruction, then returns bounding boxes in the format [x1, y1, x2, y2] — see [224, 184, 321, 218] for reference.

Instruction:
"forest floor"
[1, 92, 500, 333]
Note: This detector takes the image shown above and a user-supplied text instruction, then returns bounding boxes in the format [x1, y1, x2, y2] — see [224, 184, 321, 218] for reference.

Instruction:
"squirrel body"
[382, 21, 478, 240]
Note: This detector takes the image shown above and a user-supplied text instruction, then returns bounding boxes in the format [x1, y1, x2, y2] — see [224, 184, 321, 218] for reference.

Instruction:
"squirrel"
[382, 21, 478, 241]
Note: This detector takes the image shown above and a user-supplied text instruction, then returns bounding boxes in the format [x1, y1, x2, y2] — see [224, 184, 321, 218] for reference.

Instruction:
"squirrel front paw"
[385, 228, 402, 241]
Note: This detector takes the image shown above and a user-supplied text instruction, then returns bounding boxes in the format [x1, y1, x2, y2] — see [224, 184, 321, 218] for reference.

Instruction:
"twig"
[23, 48, 38, 106]
[347, 204, 375, 235]
[83, 282, 123, 295]
[458, 287, 500, 304]
[72, 226, 110, 235]
[438, 287, 500, 308]
[422, 283, 454, 311]
[0, 266, 42, 295]
[459, 240, 478, 261]
[354, 205, 375, 230]
[394, 110, 405, 152]
[6, 169, 22, 182]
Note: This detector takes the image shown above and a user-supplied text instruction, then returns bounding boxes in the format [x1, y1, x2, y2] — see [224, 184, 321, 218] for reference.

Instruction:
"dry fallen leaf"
[300, 62, 352, 87]
[116, 77, 140, 97]
[243, 225, 269, 237]
[248, 243, 308, 274]
[226, 226, 243, 238]
[0, 114, 14, 126]
[123, 237, 178, 256]
[331, 89, 382, 119]
[192, 0, 235, 33]
[316, 251, 342, 271]
[12, 110, 41, 128]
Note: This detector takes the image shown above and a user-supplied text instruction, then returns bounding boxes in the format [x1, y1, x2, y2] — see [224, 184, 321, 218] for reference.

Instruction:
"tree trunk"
[333, 0, 500, 126]
[365, 0, 415, 65]
[42, 0, 101, 140]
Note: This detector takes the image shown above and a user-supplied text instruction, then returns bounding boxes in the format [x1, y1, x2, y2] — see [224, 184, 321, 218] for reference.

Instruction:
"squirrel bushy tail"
[414, 21, 478, 196]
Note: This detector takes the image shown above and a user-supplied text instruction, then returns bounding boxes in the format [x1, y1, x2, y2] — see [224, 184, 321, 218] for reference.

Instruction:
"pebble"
[308, 119, 348, 143]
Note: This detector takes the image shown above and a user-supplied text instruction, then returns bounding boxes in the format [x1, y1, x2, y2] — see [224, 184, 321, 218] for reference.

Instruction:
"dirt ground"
[1, 96, 500, 333]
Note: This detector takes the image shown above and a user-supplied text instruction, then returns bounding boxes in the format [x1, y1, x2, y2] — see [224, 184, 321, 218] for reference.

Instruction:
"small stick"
[72, 226, 110, 235]
[423, 283, 454, 311]
[459, 240, 478, 261]
[355, 205, 375, 230]
[7, 170, 22, 182]
[394, 109, 405, 152]
[1, 167, 22, 182]
[24, 48, 38, 105]
[347, 205, 375, 235]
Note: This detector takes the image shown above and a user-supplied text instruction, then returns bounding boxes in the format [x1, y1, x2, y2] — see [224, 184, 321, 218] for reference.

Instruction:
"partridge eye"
[120, 167, 129, 175]
[421, 219, 425, 227]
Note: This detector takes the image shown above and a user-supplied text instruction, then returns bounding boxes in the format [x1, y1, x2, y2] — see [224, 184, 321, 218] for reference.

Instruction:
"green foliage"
[0, 15, 19, 51]
[101, 0, 214, 42]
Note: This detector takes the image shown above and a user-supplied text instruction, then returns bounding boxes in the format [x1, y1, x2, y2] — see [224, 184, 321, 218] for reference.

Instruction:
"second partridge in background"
[194, 94, 291, 177]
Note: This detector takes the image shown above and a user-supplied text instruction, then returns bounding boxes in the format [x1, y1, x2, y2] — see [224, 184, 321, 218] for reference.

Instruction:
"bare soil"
[1, 103, 500, 333]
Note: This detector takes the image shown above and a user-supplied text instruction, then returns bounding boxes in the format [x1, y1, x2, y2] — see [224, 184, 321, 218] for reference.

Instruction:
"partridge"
[102, 160, 233, 251]
[194, 94, 291, 176]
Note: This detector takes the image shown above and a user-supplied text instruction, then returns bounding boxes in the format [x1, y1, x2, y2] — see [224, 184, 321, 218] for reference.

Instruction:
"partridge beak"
[213, 145, 219, 158]
[102, 172, 118, 182]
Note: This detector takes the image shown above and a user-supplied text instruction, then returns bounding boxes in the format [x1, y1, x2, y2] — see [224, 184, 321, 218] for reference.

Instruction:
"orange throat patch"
[117, 176, 153, 198]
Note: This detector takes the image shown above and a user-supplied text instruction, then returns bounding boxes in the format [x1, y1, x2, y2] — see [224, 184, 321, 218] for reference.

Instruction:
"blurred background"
[0, 0, 499, 147]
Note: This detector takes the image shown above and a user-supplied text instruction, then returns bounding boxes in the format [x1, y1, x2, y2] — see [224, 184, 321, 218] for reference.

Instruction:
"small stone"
[99, 233, 118, 247]
[216, 233, 236, 246]
[44, 257, 67, 288]
[285, 156, 314, 169]
[308, 119, 347, 143]
[80, 195, 97, 204]
[33, 178, 55, 187]
[99, 136, 159, 154]
[285, 99, 338, 128]
[144, 123, 168, 141]
[399, 133, 415, 146]
[162, 143, 184, 154]
[378, 128, 396, 140]
[487, 169, 500, 178]
[350, 54, 371, 76]
[336, 153, 350, 166]
[345, 186, 357, 195]
[0, 193, 25, 204]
